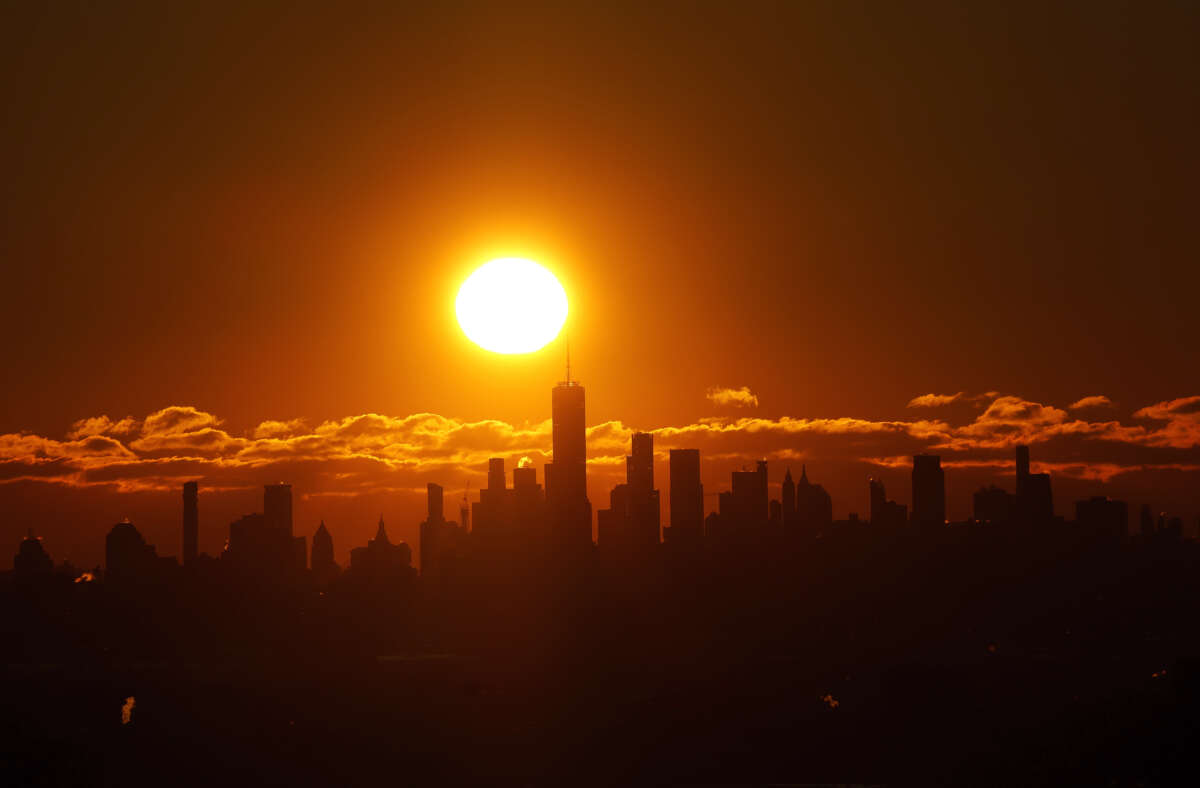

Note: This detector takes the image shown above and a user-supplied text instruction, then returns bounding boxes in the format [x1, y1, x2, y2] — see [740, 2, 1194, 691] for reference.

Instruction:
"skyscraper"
[869, 477, 907, 528]
[421, 482, 462, 579]
[14, 530, 53, 578]
[869, 477, 886, 525]
[548, 375, 591, 548]
[550, 381, 587, 502]
[1015, 444, 1053, 522]
[474, 457, 511, 537]
[427, 482, 444, 524]
[911, 454, 945, 527]
[598, 433, 661, 554]
[628, 433, 654, 497]
[1015, 445, 1031, 481]
[106, 520, 157, 580]
[311, 520, 337, 585]
[667, 448, 703, 544]
[730, 460, 768, 527]
[627, 432, 660, 546]
[794, 465, 833, 533]
[264, 483, 293, 537]
[487, 458, 506, 494]
[781, 468, 795, 525]
[973, 485, 1014, 523]
[182, 481, 198, 567]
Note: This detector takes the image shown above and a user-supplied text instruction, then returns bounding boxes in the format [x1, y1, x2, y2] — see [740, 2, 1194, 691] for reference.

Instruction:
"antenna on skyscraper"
[565, 338, 571, 384]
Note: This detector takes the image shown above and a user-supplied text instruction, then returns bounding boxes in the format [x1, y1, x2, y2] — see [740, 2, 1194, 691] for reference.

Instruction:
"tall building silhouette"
[627, 433, 653, 496]
[311, 520, 338, 586]
[264, 483, 293, 536]
[420, 482, 463, 580]
[1015, 444, 1054, 522]
[1139, 504, 1155, 537]
[547, 374, 591, 549]
[182, 481, 198, 566]
[627, 432, 660, 545]
[730, 460, 768, 528]
[869, 477, 907, 528]
[349, 516, 415, 586]
[599, 433, 660, 554]
[224, 484, 304, 574]
[511, 462, 546, 539]
[427, 482, 444, 523]
[911, 455, 945, 527]
[14, 530, 53, 578]
[781, 468, 796, 525]
[973, 485, 1014, 523]
[106, 520, 158, 580]
[473, 457, 511, 538]
[793, 465, 833, 533]
[487, 458, 506, 496]
[667, 448, 703, 544]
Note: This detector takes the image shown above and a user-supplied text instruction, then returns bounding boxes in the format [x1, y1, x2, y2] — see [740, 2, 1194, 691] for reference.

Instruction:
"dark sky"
[1, 2, 1197, 566]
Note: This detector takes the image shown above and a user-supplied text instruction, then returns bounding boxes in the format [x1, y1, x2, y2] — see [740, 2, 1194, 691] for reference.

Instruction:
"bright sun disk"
[456, 258, 568, 354]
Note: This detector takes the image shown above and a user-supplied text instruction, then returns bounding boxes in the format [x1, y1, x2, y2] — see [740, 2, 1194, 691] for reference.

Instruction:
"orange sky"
[1, 3, 1197, 567]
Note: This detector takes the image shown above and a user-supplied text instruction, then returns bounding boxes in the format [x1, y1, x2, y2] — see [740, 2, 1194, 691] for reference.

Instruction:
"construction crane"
[460, 480, 472, 532]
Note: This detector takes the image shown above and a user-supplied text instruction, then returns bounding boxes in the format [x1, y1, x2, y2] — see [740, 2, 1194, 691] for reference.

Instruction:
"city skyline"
[11, 372, 1197, 572]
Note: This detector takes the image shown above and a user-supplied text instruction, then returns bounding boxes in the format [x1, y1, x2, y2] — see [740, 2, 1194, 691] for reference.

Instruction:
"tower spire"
[565, 339, 571, 384]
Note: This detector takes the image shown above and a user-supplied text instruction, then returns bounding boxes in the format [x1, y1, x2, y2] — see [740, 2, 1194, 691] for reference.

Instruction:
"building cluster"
[8, 373, 1195, 585]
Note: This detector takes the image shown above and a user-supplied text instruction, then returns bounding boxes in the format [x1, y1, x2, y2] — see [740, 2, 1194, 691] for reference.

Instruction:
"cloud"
[66, 415, 138, 440]
[0, 394, 1196, 497]
[1134, 396, 1200, 420]
[252, 418, 308, 439]
[1129, 396, 1200, 449]
[907, 392, 964, 408]
[1069, 395, 1114, 410]
[140, 406, 222, 437]
[706, 386, 759, 408]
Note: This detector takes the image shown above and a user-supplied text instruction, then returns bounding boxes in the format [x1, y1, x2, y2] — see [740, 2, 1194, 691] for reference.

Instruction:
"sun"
[456, 258, 568, 354]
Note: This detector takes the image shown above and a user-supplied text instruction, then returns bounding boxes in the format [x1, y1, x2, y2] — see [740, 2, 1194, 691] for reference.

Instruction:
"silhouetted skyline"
[2, 4, 1198, 784]
[11, 374, 1195, 576]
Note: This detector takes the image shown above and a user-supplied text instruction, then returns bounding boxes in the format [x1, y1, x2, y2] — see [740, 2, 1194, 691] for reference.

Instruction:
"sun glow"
[456, 258, 568, 354]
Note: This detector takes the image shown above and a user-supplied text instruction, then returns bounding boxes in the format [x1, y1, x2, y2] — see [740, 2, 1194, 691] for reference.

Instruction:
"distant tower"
[668, 448, 703, 543]
[794, 465, 833, 532]
[264, 483, 293, 537]
[628, 433, 654, 497]
[1014, 444, 1053, 522]
[1015, 445, 1031, 484]
[1140, 504, 1155, 537]
[420, 482, 453, 576]
[911, 454, 946, 527]
[781, 468, 795, 525]
[427, 482, 445, 524]
[106, 520, 156, 579]
[730, 460, 768, 526]
[487, 458, 506, 492]
[14, 529, 53, 578]
[311, 520, 336, 583]
[869, 477, 887, 526]
[548, 369, 591, 548]
[182, 481, 199, 566]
